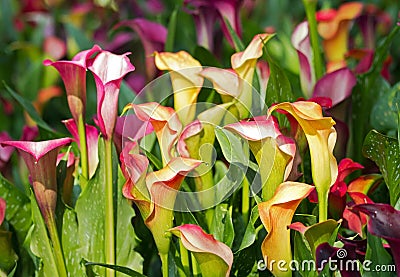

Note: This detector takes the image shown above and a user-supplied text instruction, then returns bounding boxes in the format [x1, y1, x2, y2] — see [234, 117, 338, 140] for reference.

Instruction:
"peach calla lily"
[129, 102, 182, 165]
[170, 224, 234, 277]
[231, 33, 271, 118]
[258, 181, 314, 276]
[154, 51, 203, 126]
[317, 2, 363, 72]
[268, 101, 338, 222]
[225, 115, 296, 200]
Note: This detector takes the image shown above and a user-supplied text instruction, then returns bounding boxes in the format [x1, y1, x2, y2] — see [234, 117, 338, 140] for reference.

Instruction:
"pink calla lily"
[1, 138, 72, 221]
[63, 119, 99, 178]
[129, 102, 182, 164]
[268, 101, 338, 221]
[259, 181, 314, 276]
[225, 115, 296, 200]
[116, 19, 167, 80]
[0, 132, 14, 171]
[43, 45, 102, 125]
[88, 49, 135, 140]
[170, 224, 234, 277]
[317, 2, 363, 72]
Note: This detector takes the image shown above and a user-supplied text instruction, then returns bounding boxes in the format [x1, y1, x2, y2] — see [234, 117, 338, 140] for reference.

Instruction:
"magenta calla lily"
[225, 115, 296, 200]
[63, 119, 99, 178]
[351, 203, 400, 269]
[88, 49, 135, 140]
[43, 45, 101, 124]
[0, 197, 5, 226]
[170, 224, 234, 277]
[116, 18, 167, 80]
[1, 138, 72, 221]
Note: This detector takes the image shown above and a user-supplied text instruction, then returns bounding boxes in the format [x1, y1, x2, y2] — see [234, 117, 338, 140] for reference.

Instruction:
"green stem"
[303, 0, 324, 80]
[194, 171, 215, 228]
[47, 213, 68, 277]
[242, 176, 250, 223]
[161, 253, 169, 277]
[105, 139, 115, 277]
[191, 253, 200, 277]
[179, 240, 190, 275]
[77, 114, 89, 181]
[317, 189, 328, 222]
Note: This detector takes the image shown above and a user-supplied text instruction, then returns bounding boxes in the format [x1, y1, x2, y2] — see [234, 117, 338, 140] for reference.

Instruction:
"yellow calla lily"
[317, 2, 363, 72]
[154, 51, 203, 126]
[259, 181, 314, 277]
[231, 33, 272, 118]
[268, 101, 338, 222]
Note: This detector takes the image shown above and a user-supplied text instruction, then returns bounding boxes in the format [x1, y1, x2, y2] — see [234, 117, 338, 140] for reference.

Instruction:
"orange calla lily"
[154, 51, 203, 125]
[317, 2, 363, 72]
[268, 101, 338, 222]
[230, 33, 271, 118]
[170, 224, 234, 277]
[259, 182, 314, 277]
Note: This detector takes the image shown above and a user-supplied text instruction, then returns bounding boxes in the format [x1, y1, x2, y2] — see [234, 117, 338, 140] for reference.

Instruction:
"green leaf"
[236, 205, 260, 252]
[293, 232, 317, 277]
[363, 231, 394, 277]
[85, 262, 147, 277]
[0, 175, 32, 243]
[370, 82, 400, 133]
[116, 168, 143, 275]
[0, 230, 18, 274]
[64, 23, 93, 55]
[62, 208, 86, 276]
[29, 193, 59, 277]
[303, 219, 339, 258]
[264, 42, 294, 107]
[3, 82, 55, 134]
[193, 46, 222, 67]
[222, 17, 245, 52]
[363, 130, 400, 206]
[211, 204, 234, 248]
[165, 7, 178, 52]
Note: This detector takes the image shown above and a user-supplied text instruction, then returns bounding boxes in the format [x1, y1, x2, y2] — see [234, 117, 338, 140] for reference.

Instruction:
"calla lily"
[225, 115, 296, 200]
[183, 0, 242, 50]
[1, 138, 72, 222]
[231, 33, 271, 118]
[291, 21, 315, 98]
[170, 224, 234, 277]
[116, 19, 167, 80]
[268, 101, 338, 221]
[113, 114, 154, 156]
[129, 102, 182, 165]
[0, 132, 14, 171]
[0, 197, 5, 226]
[351, 203, 400, 269]
[258, 181, 314, 276]
[43, 45, 101, 125]
[20, 125, 39, 141]
[63, 119, 99, 179]
[88, 49, 135, 140]
[154, 51, 203, 126]
[317, 2, 363, 72]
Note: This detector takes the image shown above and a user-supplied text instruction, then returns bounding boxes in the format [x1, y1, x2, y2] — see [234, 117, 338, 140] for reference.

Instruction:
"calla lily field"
[1, 0, 400, 276]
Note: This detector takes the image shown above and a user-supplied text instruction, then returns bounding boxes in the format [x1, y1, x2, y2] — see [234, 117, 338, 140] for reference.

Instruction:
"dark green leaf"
[236, 205, 260, 252]
[363, 231, 394, 277]
[165, 7, 178, 52]
[3, 82, 55, 134]
[363, 130, 400, 205]
[85, 262, 147, 277]
[293, 232, 317, 277]
[0, 230, 18, 274]
[193, 47, 222, 67]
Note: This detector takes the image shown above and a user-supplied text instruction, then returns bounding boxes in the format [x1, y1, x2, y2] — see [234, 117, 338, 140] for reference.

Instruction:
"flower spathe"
[317, 2, 363, 72]
[268, 101, 338, 221]
[88, 49, 135, 140]
[170, 224, 234, 277]
[0, 197, 5, 226]
[258, 182, 314, 277]
[154, 51, 203, 126]
[43, 45, 102, 125]
[0, 138, 72, 221]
